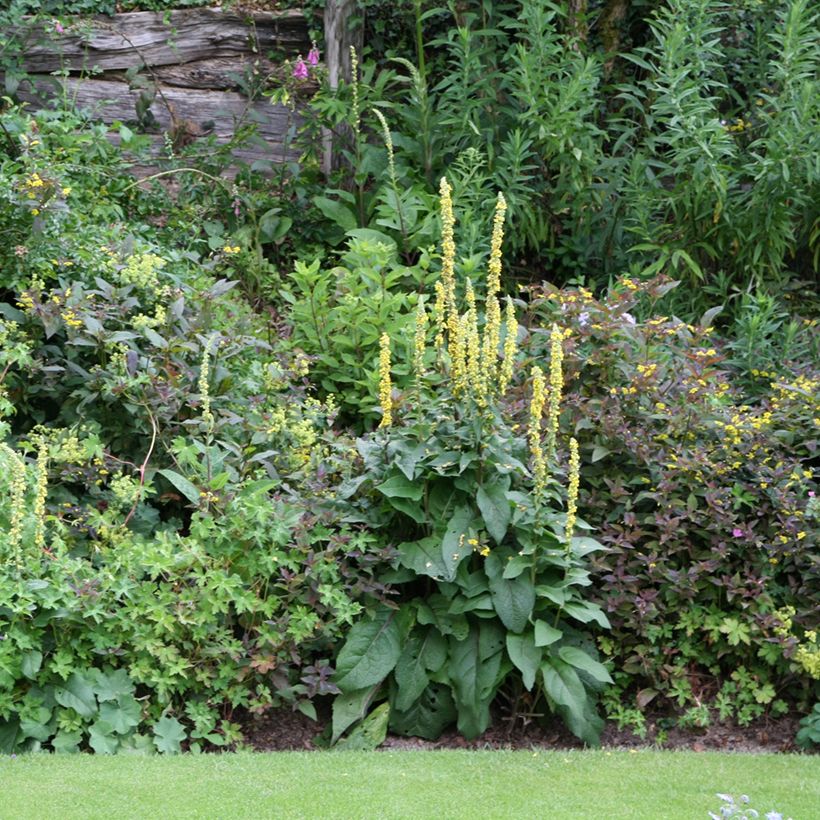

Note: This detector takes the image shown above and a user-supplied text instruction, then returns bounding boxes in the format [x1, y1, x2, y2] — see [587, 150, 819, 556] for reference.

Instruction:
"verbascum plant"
[413, 299, 428, 380]
[499, 297, 518, 396]
[198, 336, 215, 430]
[545, 323, 564, 460]
[33, 440, 49, 552]
[529, 365, 547, 502]
[0, 443, 28, 568]
[378, 332, 393, 428]
[565, 437, 580, 545]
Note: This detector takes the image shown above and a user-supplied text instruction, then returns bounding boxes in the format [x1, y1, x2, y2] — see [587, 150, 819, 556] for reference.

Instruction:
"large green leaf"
[506, 631, 542, 691]
[561, 601, 611, 629]
[152, 716, 186, 754]
[89, 721, 120, 755]
[558, 646, 613, 684]
[394, 630, 447, 711]
[449, 620, 505, 739]
[54, 673, 96, 719]
[476, 477, 511, 544]
[417, 595, 469, 641]
[398, 537, 451, 580]
[334, 609, 401, 692]
[377, 473, 423, 500]
[390, 683, 456, 740]
[485, 552, 535, 633]
[21, 650, 43, 679]
[534, 619, 562, 647]
[334, 703, 389, 751]
[331, 684, 380, 744]
[541, 659, 586, 719]
[157, 469, 200, 505]
[91, 668, 135, 703]
[439, 505, 475, 582]
[99, 696, 142, 734]
[51, 729, 82, 754]
[313, 195, 357, 231]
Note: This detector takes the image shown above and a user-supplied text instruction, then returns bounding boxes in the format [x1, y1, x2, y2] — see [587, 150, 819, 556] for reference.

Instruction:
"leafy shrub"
[0, 109, 391, 754]
[525, 275, 819, 726]
[328, 181, 612, 747]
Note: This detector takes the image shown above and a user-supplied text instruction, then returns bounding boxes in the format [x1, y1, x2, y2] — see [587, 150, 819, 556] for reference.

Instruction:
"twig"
[123, 409, 158, 526]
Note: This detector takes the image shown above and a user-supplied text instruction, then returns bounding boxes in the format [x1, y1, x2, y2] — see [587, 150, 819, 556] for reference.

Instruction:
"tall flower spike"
[433, 280, 447, 349]
[465, 279, 483, 402]
[439, 177, 458, 344]
[378, 332, 393, 428]
[413, 299, 428, 379]
[33, 439, 49, 552]
[450, 313, 469, 397]
[499, 296, 518, 395]
[372, 108, 397, 191]
[565, 437, 580, 545]
[545, 323, 564, 460]
[529, 366, 547, 503]
[486, 192, 507, 299]
[198, 336, 216, 431]
[1, 444, 27, 566]
[349, 46, 360, 139]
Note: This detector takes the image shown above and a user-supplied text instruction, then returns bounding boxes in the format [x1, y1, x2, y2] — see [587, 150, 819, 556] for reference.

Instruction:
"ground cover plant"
[0, 0, 818, 758]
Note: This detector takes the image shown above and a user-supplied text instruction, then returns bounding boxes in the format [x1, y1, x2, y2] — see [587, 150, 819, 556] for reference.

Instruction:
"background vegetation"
[0, 0, 817, 755]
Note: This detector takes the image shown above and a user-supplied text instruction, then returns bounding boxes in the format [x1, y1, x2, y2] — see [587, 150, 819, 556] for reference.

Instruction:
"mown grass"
[1, 749, 817, 819]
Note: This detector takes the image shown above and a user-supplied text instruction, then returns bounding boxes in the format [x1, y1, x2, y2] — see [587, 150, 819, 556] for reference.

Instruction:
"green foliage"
[526, 274, 819, 724]
[281, 239, 433, 427]
[327, 195, 611, 747]
[0, 108, 392, 754]
[796, 702, 820, 749]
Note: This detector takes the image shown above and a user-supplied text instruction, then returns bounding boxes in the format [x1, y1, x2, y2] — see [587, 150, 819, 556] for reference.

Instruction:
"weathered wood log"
[16, 75, 303, 163]
[16, 8, 310, 73]
[322, 0, 361, 176]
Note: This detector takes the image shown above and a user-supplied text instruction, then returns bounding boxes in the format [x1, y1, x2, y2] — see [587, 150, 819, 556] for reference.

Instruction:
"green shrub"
[525, 275, 819, 727]
[328, 182, 612, 748]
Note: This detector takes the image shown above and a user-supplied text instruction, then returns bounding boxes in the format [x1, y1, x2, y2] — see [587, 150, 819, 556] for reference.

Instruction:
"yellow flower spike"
[378, 332, 393, 428]
[529, 366, 547, 502]
[198, 336, 216, 431]
[545, 323, 565, 460]
[349, 46, 360, 139]
[1, 444, 27, 565]
[433, 280, 447, 349]
[465, 280, 483, 402]
[482, 292, 501, 389]
[565, 437, 580, 546]
[33, 440, 49, 552]
[439, 177, 459, 347]
[450, 314, 468, 397]
[413, 299, 428, 379]
[499, 296, 518, 395]
[486, 192, 507, 299]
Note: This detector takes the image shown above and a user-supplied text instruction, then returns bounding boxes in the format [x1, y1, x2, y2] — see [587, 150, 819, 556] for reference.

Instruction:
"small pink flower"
[292, 58, 309, 80]
[233, 197, 241, 218]
[308, 45, 320, 66]
[732, 528, 743, 538]
[809, 491, 816, 498]
[54, 20, 64, 34]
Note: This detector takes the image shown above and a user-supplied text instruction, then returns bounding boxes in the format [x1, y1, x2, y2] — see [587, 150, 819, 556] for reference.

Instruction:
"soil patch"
[242, 707, 805, 754]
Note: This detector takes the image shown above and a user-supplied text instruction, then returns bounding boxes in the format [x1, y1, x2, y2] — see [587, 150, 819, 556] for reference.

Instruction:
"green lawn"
[1, 750, 816, 819]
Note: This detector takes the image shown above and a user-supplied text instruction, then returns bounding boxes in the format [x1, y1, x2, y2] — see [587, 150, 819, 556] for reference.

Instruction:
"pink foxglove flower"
[292, 58, 309, 80]
[308, 44, 320, 66]
[732, 528, 743, 538]
[54, 20, 65, 34]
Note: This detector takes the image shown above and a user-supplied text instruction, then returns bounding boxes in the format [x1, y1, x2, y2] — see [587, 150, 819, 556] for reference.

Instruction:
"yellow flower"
[565, 437, 580, 545]
[378, 332, 393, 428]
[465, 280, 483, 402]
[33, 440, 49, 551]
[498, 297, 518, 396]
[486, 192, 507, 299]
[545, 324, 565, 460]
[413, 299, 428, 379]
[439, 177, 459, 352]
[529, 366, 547, 502]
